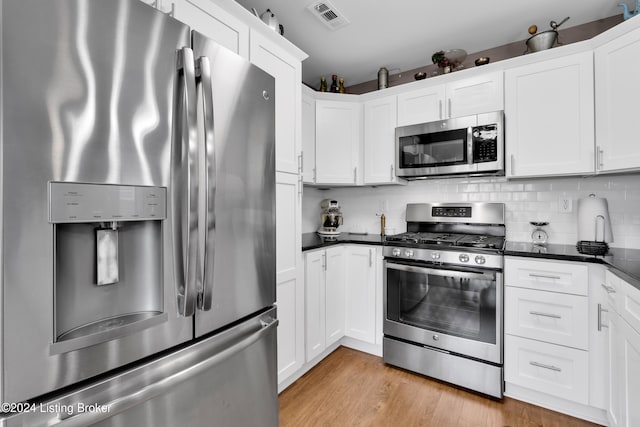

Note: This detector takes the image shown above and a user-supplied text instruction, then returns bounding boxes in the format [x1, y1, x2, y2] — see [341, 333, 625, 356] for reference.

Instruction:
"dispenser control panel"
[49, 182, 166, 223]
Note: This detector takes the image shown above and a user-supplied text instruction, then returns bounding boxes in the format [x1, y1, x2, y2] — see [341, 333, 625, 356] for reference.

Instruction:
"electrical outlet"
[559, 197, 573, 213]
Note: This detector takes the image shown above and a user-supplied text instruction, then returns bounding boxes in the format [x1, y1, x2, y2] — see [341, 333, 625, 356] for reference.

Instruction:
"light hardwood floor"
[279, 346, 601, 427]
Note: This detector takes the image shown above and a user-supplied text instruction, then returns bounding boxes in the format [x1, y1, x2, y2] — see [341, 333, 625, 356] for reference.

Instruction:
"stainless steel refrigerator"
[0, 0, 277, 425]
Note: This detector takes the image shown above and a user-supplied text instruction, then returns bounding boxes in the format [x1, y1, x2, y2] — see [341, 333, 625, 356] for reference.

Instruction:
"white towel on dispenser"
[577, 194, 613, 243]
[97, 229, 119, 285]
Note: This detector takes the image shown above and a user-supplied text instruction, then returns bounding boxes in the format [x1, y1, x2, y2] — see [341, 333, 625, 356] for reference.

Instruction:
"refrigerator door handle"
[50, 316, 279, 427]
[196, 55, 216, 311]
[173, 47, 199, 317]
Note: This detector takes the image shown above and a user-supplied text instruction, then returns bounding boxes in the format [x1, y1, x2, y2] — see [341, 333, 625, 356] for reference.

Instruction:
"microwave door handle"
[197, 55, 216, 311]
[467, 127, 474, 165]
[172, 47, 199, 317]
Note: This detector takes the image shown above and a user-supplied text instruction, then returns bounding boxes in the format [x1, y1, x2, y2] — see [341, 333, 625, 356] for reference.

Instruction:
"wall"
[302, 173, 640, 249]
[343, 15, 622, 95]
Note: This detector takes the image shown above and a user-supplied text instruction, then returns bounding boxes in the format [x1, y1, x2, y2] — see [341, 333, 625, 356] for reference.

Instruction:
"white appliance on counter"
[0, 1, 277, 425]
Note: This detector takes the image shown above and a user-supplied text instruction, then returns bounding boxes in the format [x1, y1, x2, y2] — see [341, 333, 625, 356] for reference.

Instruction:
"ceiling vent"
[306, 1, 350, 31]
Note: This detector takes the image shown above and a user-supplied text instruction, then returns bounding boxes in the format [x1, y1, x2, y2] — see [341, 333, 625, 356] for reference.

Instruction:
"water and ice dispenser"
[49, 182, 168, 354]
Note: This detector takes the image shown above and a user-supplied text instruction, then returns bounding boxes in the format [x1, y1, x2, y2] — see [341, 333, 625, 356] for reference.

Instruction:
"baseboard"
[278, 337, 381, 393]
[340, 336, 382, 357]
[505, 382, 609, 426]
[277, 341, 342, 393]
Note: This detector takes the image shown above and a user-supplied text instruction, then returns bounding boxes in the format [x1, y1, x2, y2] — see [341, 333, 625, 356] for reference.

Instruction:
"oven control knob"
[475, 255, 486, 265]
[431, 252, 441, 260]
[433, 335, 439, 341]
[404, 249, 414, 258]
[459, 254, 469, 263]
[392, 248, 401, 257]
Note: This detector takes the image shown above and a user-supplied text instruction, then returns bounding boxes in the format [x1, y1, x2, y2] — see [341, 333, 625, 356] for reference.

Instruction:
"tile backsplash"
[302, 174, 640, 249]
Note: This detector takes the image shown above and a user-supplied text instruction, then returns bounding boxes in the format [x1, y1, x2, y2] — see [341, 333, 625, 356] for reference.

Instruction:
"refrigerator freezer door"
[0, 308, 279, 427]
[1, 0, 192, 402]
[191, 32, 276, 337]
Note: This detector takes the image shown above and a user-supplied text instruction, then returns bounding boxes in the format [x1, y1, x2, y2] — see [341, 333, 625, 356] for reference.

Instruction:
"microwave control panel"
[472, 124, 498, 163]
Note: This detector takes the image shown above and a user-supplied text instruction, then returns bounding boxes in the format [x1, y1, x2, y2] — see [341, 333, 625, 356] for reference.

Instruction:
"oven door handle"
[386, 261, 495, 280]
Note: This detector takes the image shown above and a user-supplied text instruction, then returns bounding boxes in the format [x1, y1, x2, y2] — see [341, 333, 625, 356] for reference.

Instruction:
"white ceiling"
[234, 0, 621, 88]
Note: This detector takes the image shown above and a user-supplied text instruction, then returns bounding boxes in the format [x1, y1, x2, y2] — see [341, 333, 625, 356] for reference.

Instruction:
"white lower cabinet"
[325, 247, 346, 346]
[605, 270, 640, 427]
[304, 246, 346, 362]
[275, 173, 304, 386]
[298, 244, 383, 377]
[504, 257, 605, 424]
[344, 245, 378, 344]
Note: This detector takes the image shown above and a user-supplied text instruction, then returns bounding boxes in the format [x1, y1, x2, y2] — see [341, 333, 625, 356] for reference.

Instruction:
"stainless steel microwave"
[395, 111, 504, 179]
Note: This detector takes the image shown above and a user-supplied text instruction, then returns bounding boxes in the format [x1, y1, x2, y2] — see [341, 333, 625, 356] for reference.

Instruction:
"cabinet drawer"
[505, 335, 588, 405]
[505, 257, 588, 295]
[505, 287, 588, 349]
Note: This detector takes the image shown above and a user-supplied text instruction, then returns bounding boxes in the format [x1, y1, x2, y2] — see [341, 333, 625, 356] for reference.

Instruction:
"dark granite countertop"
[302, 235, 640, 290]
[505, 242, 640, 291]
[302, 232, 385, 251]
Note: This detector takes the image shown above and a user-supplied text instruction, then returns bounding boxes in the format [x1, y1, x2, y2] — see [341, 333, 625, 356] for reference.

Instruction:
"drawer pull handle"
[530, 361, 562, 372]
[529, 311, 562, 319]
[601, 283, 616, 294]
[529, 273, 561, 280]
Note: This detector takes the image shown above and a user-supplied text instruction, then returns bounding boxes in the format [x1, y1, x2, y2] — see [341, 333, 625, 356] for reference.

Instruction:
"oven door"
[384, 260, 502, 364]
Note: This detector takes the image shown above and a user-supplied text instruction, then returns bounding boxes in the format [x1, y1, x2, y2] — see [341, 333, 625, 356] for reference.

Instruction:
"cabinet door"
[172, 0, 249, 57]
[619, 314, 640, 427]
[595, 26, 640, 173]
[446, 71, 503, 119]
[345, 246, 377, 343]
[505, 52, 594, 177]
[250, 30, 302, 174]
[304, 250, 325, 362]
[363, 96, 400, 185]
[397, 85, 445, 126]
[301, 89, 316, 183]
[589, 265, 608, 411]
[275, 173, 304, 383]
[615, 274, 640, 335]
[609, 309, 623, 427]
[315, 100, 361, 184]
[325, 246, 346, 345]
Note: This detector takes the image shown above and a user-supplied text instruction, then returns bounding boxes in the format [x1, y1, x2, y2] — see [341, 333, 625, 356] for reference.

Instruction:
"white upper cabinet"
[396, 85, 445, 126]
[250, 30, 302, 174]
[505, 51, 594, 178]
[595, 26, 640, 173]
[363, 96, 404, 185]
[315, 99, 362, 185]
[172, 0, 249, 57]
[446, 71, 503, 118]
[301, 87, 316, 184]
[396, 71, 503, 126]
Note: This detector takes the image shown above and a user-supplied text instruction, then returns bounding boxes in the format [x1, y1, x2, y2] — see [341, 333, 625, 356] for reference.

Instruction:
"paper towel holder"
[576, 193, 611, 255]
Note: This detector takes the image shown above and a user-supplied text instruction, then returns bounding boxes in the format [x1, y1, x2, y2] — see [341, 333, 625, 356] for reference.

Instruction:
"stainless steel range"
[383, 202, 505, 398]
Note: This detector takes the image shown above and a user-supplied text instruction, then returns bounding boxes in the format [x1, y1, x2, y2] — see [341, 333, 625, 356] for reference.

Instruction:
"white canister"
[577, 194, 613, 242]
